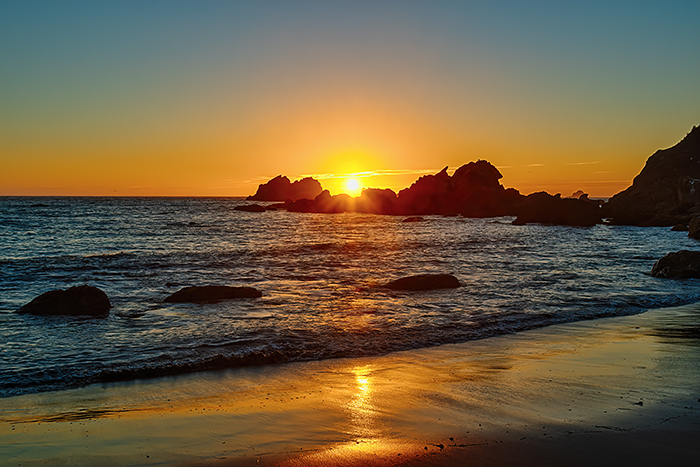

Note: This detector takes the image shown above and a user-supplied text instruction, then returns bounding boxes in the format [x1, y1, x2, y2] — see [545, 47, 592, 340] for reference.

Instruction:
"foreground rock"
[383, 274, 460, 291]
[650, 250, 700, 278]
[247, 176, 323, 202]
[17, 285, 111, 316]
[605, 126, 700, 226]
[688, 216, 700, 240]
[164, 285, 262, 302]
[512, 192, 602, 226]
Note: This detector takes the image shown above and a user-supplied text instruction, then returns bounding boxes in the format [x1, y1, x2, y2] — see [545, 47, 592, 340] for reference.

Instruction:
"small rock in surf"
[383, 274, 460, 291]
[164, 285, 262, 302]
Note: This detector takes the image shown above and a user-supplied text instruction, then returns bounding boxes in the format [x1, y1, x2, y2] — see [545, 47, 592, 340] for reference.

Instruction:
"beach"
[2, 302, 698, 466]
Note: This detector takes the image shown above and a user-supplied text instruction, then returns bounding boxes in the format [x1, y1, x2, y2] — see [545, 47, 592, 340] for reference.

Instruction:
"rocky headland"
[604, 125, 700, 227]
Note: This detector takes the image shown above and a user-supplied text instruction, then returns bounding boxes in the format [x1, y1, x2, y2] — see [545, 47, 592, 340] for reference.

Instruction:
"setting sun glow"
[344, 178, 363, 197]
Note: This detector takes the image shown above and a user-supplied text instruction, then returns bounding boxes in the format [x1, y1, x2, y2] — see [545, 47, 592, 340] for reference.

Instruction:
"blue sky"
[1, 1, 698, 196]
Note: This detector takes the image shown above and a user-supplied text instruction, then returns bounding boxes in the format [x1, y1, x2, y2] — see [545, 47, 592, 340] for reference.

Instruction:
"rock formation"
[17, 285, 111, 316]
[247, 175, 323, 202]
[395, 161, 523, 217]
[383, 274, 460, 291]
[605, 126, 700, 226]
[650, 250, 700, 278]
[164, 285, 262, 302]
[249, 160, 524, 217]
[512, 192, 602, 227]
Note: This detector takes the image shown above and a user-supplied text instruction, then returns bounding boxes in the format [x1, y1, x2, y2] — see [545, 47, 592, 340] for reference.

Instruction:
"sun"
[344, 178, 363, 197]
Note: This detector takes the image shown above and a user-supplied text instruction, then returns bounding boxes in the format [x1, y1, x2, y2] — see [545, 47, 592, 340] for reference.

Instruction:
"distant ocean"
[1, 197, 698, 398]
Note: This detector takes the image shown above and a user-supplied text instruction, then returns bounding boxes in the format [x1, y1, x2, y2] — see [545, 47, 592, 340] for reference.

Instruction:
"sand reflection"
[345, 364, 380, 440]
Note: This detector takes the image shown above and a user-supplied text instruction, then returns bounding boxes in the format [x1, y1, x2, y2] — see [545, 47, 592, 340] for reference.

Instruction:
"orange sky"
[1, 2, 698, 198]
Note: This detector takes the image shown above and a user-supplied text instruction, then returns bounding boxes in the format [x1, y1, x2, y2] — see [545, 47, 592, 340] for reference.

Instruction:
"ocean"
[1, 196, 698, 398]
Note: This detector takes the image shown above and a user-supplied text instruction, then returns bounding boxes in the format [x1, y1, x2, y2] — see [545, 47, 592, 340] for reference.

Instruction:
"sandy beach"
[1, 303, 698, 467]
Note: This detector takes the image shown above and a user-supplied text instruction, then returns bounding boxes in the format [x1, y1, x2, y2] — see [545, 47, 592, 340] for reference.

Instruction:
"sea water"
[1, 196, 698, 398]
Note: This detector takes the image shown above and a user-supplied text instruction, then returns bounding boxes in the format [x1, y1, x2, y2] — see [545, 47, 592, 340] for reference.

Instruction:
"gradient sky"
[1, 0, 698, 197]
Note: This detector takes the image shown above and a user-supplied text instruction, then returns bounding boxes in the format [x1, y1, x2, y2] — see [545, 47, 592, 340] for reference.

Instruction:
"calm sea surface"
[1, 197, 698, 398]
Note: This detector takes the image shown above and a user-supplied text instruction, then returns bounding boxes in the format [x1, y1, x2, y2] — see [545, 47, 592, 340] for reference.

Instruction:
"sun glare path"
[345, 178, 363, 197]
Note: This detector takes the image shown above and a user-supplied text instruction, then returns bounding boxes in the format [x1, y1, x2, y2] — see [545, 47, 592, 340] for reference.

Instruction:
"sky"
[1, 0, 698, 197]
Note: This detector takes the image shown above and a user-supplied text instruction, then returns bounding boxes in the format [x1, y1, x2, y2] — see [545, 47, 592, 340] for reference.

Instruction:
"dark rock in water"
[512, 192, 602, 226]
[689, 216, 700, 240]
[650, 250, 700, 278]
[383, 274, 460, 291]
[605, 126, 700, 226]
[30, 203, 50, 208]
[395, 161, 524, 217]
[234, 204, 266, 213]
[17, 285, 111, 316]
[403, 216, 425, 223]
[356, 188, 399, 214]
[671, 223, 689, 231]
[247, 175, 323, 202]
[164, 285, 262, 303]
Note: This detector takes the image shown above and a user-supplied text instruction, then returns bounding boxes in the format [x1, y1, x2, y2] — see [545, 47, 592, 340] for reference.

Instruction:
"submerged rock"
[402, 216, 425, 223]
[650, 250, 700, 278]
[17, 285, 111, 316]
[234, 204, 267, 212]
[383, 274, 460, 291]
[164, 285, 262, 302]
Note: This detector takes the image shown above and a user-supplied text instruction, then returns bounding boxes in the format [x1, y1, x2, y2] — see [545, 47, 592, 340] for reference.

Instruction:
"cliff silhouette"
[604, 126, 700, 226]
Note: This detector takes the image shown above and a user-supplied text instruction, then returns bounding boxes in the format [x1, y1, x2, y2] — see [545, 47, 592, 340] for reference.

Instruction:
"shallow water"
[1, 196, 698, 397]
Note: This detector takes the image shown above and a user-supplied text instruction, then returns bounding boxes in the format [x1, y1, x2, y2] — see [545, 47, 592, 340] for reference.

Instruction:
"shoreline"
[1, 303, 698, 466]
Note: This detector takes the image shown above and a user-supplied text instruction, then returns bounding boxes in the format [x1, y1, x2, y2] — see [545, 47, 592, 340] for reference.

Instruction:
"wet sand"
[1, 303, 698, 466]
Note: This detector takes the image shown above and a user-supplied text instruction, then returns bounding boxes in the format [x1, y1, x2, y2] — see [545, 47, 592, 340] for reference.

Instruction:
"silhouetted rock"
[402, 216, 425, 223]
[671, 223, 689, 231]
[605, 126, 700, 226]
[689, 217, 700, 240]
[397, 167, 453, 215]
[356, 188, 399, 214]
[286, 197, 318, 213]
[650, 250, 700, 278]
[164, 285, 262, 303]
[395, 161, 524, 217]
[512, 192, 601, 226]
[383, 274, 460, 291]
[234, 204, 266, 212]
[17, 285, 111, 316]
[569, 190, 586, 199]
[312, 190, 355, 213]
[247, 175, 323, 202]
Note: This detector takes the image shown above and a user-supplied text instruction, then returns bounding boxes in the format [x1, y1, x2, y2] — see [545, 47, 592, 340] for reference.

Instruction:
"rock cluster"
[513, 192, 602, 227]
